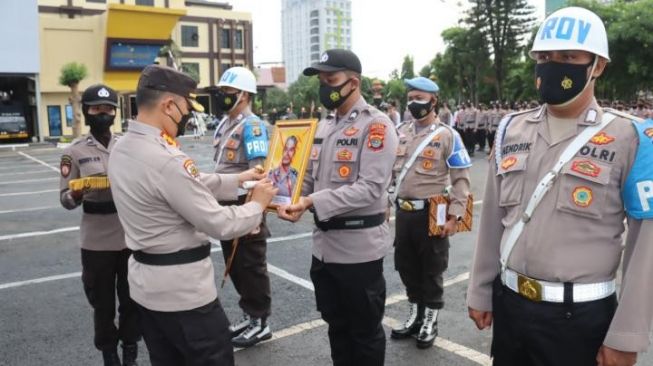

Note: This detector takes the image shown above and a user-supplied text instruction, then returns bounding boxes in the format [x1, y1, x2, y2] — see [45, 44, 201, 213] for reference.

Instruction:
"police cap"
[82, 84, 118, 107]
[303, 49, 362, 76]
[137, 65, 204, 112]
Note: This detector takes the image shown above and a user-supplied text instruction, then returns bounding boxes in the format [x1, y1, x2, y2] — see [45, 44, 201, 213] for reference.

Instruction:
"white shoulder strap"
[499, 112, 618, 271]
[391, 125, 445, 201]
[214, 116, 248, 166]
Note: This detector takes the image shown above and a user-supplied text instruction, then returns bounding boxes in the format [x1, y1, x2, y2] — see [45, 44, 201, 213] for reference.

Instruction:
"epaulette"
[603, 108, 643, 123]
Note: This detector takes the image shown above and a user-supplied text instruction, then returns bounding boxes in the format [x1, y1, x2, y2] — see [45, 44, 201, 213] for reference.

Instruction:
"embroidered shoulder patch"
[367, 123, 386, 151]
[590, 132, 615, 145]
[183, 159, 200, 180]
[60, 155, 72, 178]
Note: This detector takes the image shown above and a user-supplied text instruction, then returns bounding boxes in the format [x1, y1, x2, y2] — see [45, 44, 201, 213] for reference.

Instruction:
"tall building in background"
[545, 0, 567, 15]
[282, 0, 352, 84]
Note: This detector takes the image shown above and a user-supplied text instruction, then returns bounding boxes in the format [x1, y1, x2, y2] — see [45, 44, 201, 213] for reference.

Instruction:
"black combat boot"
[416, 307, 439, 349]
[102, 348, 121, 366]
[121, 343, 138, 366]
[391, 302, 424, 339]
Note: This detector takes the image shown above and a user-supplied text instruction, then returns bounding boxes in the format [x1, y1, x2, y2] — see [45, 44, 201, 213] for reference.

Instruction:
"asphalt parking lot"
[0, 135, 651, 366]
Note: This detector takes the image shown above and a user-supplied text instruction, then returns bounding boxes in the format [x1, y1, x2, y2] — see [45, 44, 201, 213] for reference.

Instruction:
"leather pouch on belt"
[428, 193, 474, 236]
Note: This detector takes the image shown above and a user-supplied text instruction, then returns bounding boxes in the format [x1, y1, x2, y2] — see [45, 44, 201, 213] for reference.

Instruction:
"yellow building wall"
[179, 57, 210, 88]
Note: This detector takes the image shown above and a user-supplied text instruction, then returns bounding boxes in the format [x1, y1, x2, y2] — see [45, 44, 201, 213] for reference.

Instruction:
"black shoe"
[102, 349, 121, 366]
[121, 343, 138, 366]
[229, 313, 251, 338]
[416, 307, 439, 349]
[231, 317, 272, 348]
[391, 303, 423, 340]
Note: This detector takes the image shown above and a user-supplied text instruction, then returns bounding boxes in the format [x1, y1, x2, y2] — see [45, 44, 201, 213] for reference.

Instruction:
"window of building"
[235, 63, 244, 67]
[310, 27, 319, 35]
[135, 0, 154, 6]
[181, 25, 199, 47]
[310, 45, 319, 52]
[65, 105, 73, 127]
[310, 36, 319, 44]
[310, 18, 319, 26]
[234, 29, 243, 49]
[221, 29, 231, 48]
[310, 10, 318, 17]
[311, 53, 320, 61]
[86, 0, 106, 3]
[326, 18, 331, 24]
[47, 106, 62, 136]
[221, 63, 232, 73]
[181, 63, 200, 82]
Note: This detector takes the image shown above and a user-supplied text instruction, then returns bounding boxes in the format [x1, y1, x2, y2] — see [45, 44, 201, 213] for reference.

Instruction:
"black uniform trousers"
[310, 256, 386, 366]
[81, 248, 140, 351]
[487, 130, 497, 150]
[476, 129, 487, 151]
[394, 208, 449, 309]
[219, 198, 272, 319]
[491, 275, 617, 366]
[137, 299, 234, 366]
[464, 127, 477, 154]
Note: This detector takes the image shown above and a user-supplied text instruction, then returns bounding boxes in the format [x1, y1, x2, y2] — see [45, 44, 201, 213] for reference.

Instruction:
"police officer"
[108, 65, 277, 366]
[463, 102, 477, 156]
[390, 77, 471, 348]
[277, 49, 399, 366]
[486, 102, 500, 151]
[475, 103, 489, 152]
[467, 7, 653, 366]
[59, 84, 140, 366]
[212, 66, 273, 347]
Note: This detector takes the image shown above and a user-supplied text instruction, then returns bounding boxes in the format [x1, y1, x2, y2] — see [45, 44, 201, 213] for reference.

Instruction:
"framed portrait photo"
[264, 119, 318, 209]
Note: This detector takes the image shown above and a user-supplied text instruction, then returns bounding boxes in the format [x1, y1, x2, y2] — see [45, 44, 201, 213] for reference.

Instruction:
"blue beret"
[404, 77, 439, 93]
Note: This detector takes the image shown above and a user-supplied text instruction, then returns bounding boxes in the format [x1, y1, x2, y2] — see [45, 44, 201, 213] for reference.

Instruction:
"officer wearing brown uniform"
[278, 49, 399, 366]
[468, 7, 653, 366]
[59, 84, 140, 366]
[212, 66, 273, 347]
[389, 77, 472, 348]
[108, 65, 277, 366]
[463, 103, 478, 156]
[475, 103, 489, 152]
[487, 102, 501, 151]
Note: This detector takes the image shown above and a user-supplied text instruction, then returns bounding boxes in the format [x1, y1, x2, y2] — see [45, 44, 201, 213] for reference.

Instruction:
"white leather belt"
[501, 268, 616, 303]
[397, 198, 426, 211]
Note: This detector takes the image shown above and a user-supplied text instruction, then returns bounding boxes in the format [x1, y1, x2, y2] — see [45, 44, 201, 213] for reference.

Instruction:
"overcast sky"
[226, 0, 545, 80]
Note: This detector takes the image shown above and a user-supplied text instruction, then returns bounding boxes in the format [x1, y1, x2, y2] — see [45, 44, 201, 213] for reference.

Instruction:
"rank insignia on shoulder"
[338, 164, 351, 178]
[571, 160, 601, 178]
[501, 156, 517, 170]
[344, 127, 359, 136]
[572, 186, 593, 208]
[60, 155, 72, 178]
[590, 132, 615, 145]
[183, 159, 200, 180]
[160, 131, 179, 147]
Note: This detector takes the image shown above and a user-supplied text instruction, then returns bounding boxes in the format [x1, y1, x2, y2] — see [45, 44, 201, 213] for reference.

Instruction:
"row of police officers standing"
[59, 6, 653, 366]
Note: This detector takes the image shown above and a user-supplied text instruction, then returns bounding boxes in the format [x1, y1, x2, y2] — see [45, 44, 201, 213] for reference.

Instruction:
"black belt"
[133, 243, 211, 266]
[83, 201, 117, 214]
[314, 213, 386, 232]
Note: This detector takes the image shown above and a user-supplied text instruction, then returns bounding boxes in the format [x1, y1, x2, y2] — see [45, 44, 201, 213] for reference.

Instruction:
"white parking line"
[0, 189, 59, 197]
[17, 151, 59, 172]
[0, 177, 58, 185]
[0, 169, 57, 176]
[0, 205, 60, 215]
[267, 264, 315, 291]
[0, 226, 79, 241]
[0, 272, 82, 290]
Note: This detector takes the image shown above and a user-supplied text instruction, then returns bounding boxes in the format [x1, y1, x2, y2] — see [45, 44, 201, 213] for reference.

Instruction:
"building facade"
[34, 0, 253, 139]
[281, 0, 351, 84]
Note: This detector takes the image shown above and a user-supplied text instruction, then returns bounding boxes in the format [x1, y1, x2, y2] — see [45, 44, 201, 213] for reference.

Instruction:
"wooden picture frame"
[264, 119, 318, 210]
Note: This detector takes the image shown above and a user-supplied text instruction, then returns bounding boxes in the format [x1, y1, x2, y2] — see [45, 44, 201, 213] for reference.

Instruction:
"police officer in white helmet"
[467, 7, 653, 366]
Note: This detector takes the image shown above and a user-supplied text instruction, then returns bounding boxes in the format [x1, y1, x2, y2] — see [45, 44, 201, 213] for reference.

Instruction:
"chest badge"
[501, 156, 517, 170]
[337, 149, 353, 161]
[571, 160, 601, 178]
[344, 127, 359, 136]
[572, 186, 593, 208]
[338, 164, 351, 178]
[226, 150, 236, 161]
[590, 132, 615, 145]
[422, 159, 434, 170]
[423, 148, 436, 158]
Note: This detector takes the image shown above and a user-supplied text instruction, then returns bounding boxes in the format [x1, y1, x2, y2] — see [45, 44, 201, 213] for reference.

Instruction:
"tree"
[400, 55, 415, 80]
[287, 75, 319, 113]
[466, 0, 536, 99]
[384, 78, 407, 111]
[59, 62, 88, 138]
[264, 87, 290, 112]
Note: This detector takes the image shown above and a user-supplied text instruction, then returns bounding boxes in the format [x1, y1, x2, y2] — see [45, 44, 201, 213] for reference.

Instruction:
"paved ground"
[0, 135, 650, 366]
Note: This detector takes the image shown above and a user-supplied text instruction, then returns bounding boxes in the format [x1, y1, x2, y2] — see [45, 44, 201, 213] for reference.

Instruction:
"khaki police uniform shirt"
[438, 109, 452, 126]
[394, 120, 470, 217]
[108, 120, 264, 312]
[302, 97, 399, 264]
[464, 108, 478, 129]
[59, 134, 126, 251]
[213, 108, 268, 175]
[467, 100, 653, 352]
[487, 109, 501, 133]
[476, 110, 488, 130]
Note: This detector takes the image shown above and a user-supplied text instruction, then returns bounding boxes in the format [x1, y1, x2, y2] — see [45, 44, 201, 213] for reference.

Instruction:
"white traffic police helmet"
[217, 66, 258, 94]
[530, 7, 610, 62]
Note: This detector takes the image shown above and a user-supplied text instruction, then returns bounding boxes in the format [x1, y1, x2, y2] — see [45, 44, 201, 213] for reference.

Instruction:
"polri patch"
[571, 160, 601, 178]
[337, 149, 353, 161]
[422, 159, 434, 170]
[183, 159, 200, 180]
[60, 155, 72, 178]
[572, 186, 593, 208]
[367, 123, 386, 151]
[338, 164, 351, 178]
[590, 132, 615, 145]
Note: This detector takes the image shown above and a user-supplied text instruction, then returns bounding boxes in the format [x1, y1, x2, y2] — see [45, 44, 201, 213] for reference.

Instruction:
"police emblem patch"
[344, 127, 359, 136]
[226, 139, 237, 149]
[422, 159, 434, 170]
[183, 159, 200, 179]
[320, 52, 329, 62]
[253, 126, 262, 137]
[501, 156, 517, 170]
[423, 148, 435, 158]
[337, 149, 353, 161]
[226, 150, 236, 161]
[571, 160, 601, 178]
[572, 186, 593, 207]
[98, 88, 110, 98]
[60, 155, 72, 178]
[330, 91, 341, 102]
[645, 128, 653, 139]
[561, 77, 573, 90]
[590, 132, 615, 145]
[338, 164, 351, 178]
[367, 123, 386, 152]
[311, 147, 319, 159]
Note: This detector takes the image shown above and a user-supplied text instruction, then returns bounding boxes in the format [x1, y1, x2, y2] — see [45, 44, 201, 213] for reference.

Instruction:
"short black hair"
[136, 88, 167, 109]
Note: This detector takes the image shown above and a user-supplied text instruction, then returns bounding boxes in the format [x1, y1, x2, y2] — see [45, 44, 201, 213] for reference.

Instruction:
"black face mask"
[372, 97, 383, 107]
[319, 79, 354, 110]
[85, 113, 115, 134]
[169, 102, 192, 137]
[535, 59, 594, 106]
[407, 100, 434, 121]
[217, 91, 240, 112]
